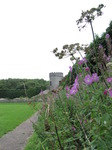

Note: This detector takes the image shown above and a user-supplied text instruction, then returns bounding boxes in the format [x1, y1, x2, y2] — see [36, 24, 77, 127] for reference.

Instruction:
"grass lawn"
[0, 102, 42, 138]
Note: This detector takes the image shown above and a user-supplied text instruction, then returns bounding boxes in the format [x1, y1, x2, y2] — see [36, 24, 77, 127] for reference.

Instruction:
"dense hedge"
[0, 78, 49, 99]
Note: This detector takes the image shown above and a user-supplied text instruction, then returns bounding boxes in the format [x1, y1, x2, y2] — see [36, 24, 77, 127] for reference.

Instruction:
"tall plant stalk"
[76, 4, 105, 73]
[51, 111, 64, 150]
[89, 20, 98, 73]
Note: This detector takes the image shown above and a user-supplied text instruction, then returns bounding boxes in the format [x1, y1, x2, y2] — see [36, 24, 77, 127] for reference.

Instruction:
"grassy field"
[0, 102, 42, 138]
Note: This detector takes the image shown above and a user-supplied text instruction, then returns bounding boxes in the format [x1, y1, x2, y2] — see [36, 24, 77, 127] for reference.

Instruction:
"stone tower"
[49, 72, 63, 90]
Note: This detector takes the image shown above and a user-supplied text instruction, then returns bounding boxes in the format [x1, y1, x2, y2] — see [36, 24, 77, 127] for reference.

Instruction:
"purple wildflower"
[105, 34, 110, 39]
[78, 58, 87, 65]
[72, 126, 76, 131]
[108, 88, 112, 97]
[84, 74, 93, 85]
[83, 57, 87, 63]
[68, 76, 79, 96]
[75, 75, 78, 81]
[69, 66, 72, 73]
[92, 73, 99, 82]
[66, 86, 70, 98]
[85, 67, 90, 72]
[73, 76, 79, 89]
[73, 83, 79, 90]
[104, 89, 108, 95]
[107, 77, 112, 83]
[107, 56, 110, 62]
[79, 73, 82, 77]
[78, 60, 84, 65]
[80, 120, 82, 125]
[70, 86, 78, 95]
[103, 54, 107, 58]
[65, 86, 69, 91]
[66, 93, 70, 99]
[99, 44, 103, 49]
[84, 120, 87, 124]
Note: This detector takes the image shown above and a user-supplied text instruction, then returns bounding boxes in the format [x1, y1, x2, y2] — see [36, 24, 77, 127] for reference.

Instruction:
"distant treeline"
[0, 78, 49, 99]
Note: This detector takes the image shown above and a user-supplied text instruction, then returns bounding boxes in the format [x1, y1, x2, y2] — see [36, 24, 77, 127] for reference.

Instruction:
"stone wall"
[0, 98, 42, 103]
[49, 72, 63, 90]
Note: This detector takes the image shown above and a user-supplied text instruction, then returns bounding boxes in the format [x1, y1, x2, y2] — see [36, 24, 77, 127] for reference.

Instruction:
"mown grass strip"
[0, 102, 42, 138]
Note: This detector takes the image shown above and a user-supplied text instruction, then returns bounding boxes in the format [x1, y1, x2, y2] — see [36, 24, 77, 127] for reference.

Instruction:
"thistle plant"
[76, 4, 105, 32]
[53, 43, 88, 61]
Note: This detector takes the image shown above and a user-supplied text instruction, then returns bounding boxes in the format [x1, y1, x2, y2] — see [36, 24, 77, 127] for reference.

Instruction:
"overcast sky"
[0, 0, 112, 80]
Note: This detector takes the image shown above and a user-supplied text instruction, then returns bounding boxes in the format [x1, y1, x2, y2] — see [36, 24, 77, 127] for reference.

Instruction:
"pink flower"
[84, 120, 87, 124]
[66, 86, 70, 98]
[92, 73, 99, 82]
[73, 76, 79, 89]
[65, 86, 69, 91]
[66, 93, 70, 98]
[104, 89, 108, 95]
[108, 88, 112, 97]
[84, 74, 93, 85]
[107, 77, 112, 83]
[105, 34, 110, 39]
[107, 56, 110, 62]
[73, 83, 79, 90]
[72, 126, 76, 131]
[78, 60, 84, 65]
[83, 57, 87, 63]
[78, 58, 87, 65]
[85, 67, 90, 72]
[103, 54, 107, 58]
[80, 120, 82, 124]
[99, 44, 103, 49]
[69, 66, 72, 73]
[69, 76, 79, 96]
[70, 86, 78, 95]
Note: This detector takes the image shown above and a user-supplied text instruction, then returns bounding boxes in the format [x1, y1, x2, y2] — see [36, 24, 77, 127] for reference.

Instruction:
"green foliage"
[32, 73, 112, 149]
[0, 78, 49, 99]
[25, 4, 112, 150]
[24, 133, 39, 150]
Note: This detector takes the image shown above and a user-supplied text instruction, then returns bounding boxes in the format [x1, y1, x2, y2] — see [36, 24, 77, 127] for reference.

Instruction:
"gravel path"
[0, 112, 38, 150]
